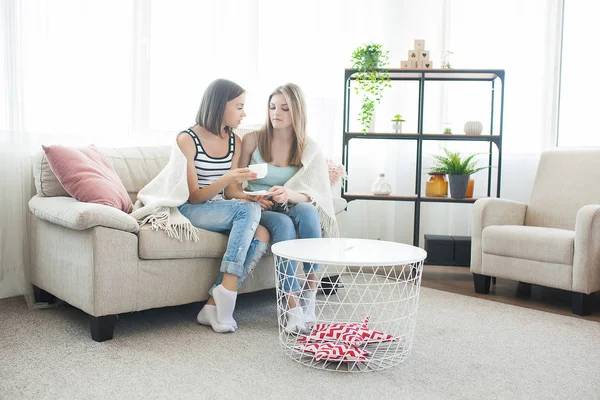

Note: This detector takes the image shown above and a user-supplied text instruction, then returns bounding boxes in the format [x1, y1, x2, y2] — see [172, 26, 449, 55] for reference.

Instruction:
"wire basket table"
[271, 238, 427, 372]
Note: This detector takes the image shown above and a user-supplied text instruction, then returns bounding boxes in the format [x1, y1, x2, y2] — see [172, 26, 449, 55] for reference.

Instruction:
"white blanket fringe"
[131, 138, 200, 242]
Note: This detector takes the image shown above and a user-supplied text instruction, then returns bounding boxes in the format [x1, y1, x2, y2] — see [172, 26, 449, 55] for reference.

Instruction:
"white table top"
[270, 238, 427, 266]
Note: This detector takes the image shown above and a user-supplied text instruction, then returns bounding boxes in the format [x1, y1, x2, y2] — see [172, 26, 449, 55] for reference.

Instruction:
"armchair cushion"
[483, 225, 574, 265]
[29, 195, 139, 233]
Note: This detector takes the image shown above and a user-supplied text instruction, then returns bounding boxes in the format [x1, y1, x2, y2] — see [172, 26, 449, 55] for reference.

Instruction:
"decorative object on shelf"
[443, 121, 453, 135]
[430, 148, 490, 199]
[400, 40, 433, 69]
[441, 50, 454, 69]
[464, 121, 483, 136]
[372, 173, 392, 195]
[391, 114, 405, 133]
[465, 178, 475, 198]
[425, 172, 448, 197]
[351, 43, 392, 134]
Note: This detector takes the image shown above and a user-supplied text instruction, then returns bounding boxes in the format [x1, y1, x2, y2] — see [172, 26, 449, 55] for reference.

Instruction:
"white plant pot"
[464, 121, 483, 135]
[368, 110, 377, 133]
[392, 122, 403, 133]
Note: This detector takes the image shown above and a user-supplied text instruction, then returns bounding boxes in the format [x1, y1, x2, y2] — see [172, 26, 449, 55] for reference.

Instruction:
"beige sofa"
[470, 149, 600, 315]
[28, 146, 347, 341]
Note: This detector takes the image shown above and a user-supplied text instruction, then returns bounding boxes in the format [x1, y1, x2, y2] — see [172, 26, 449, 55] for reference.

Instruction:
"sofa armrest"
[332, 196, 347, 215]
[573, 205, 600, 293]
[29, 195, 139, 233]
[471, 198, 528, 274]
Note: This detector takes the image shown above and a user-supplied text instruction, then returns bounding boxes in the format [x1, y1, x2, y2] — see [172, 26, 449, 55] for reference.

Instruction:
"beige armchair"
[470, 149, 600, 315]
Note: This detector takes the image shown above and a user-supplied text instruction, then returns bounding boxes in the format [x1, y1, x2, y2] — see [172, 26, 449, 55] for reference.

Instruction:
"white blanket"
[285, 138, 339, 238]
[130, 141, 200, 242]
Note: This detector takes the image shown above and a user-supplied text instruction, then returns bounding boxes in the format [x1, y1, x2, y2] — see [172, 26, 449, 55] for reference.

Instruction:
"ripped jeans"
[178, 199, 262, 295]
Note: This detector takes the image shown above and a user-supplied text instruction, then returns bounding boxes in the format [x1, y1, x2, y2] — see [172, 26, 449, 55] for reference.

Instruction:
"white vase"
[464, 121, 483, 135]
[392, 122, 403, 133]
[372, 173, 392, 195]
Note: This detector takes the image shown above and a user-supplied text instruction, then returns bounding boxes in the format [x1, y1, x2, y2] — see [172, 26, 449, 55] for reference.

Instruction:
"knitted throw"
[285, 138, 339, 238]
[130, 141, 200, 242]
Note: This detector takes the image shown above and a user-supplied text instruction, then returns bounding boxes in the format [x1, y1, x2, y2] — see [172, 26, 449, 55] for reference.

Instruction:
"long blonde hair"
[257, 83, 307, 166]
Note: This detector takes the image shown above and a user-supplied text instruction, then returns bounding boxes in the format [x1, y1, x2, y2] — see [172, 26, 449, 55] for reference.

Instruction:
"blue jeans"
[260, 202, 321, 293]
[178, 199, 262, 294]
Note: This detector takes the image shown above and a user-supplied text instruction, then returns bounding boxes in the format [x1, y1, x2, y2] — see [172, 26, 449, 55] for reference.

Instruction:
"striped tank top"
[184, 128, 234, 201]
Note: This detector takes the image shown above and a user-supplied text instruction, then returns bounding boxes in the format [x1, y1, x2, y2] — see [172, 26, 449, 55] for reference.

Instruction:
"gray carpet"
[1, 287, 599, 400]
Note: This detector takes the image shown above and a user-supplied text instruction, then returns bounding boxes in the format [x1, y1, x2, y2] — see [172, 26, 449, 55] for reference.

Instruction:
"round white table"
[271, 238, 427, 372]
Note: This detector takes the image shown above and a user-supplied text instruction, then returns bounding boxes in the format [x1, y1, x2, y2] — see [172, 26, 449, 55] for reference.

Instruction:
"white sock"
[300, 289, 317, 324]
[285, 306, 309, 334]
[212, 284, 238, 330]
[197, 305, 235, 333]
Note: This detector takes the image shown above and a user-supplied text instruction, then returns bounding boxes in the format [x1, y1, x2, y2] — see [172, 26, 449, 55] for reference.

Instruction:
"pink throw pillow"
[326, 158, 346, 187]
[42, 144, 133, 213]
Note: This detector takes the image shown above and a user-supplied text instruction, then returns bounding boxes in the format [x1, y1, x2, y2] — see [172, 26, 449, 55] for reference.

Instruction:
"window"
[557, 0, 600, 147]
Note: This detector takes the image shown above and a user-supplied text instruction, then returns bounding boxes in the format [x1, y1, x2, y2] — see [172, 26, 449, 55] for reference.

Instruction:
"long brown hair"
[196, 79, 245, 137]
[257, 83, 307, 166]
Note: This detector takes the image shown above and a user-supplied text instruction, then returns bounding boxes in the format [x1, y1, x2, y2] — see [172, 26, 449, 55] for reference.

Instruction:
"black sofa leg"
[473, 273, 491, 294]
[572, 293, 593, 316]
[517, 282, 532, 297]
[90, 315, 117, 342]
[33, 285, 56, 304]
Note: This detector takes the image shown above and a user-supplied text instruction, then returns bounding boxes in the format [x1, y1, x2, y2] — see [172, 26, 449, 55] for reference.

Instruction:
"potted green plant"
[391, 114, 405, 133]
[430, 148, 489, 199]
[351, 43, 392, 133]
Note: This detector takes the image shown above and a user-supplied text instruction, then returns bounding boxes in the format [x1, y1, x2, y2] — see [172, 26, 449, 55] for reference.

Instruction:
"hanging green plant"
[351, 43, 392, 133]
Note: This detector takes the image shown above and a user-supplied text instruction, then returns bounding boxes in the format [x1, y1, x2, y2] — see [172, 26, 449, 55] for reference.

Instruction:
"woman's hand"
[268, 186, 288, 204]
[258, 197, 274, 211]
[225, 168, 257, 184]
[244, 194, 273, 211]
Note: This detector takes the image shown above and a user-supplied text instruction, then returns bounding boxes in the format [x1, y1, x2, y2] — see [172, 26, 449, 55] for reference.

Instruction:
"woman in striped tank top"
[177, 79, 270, 334]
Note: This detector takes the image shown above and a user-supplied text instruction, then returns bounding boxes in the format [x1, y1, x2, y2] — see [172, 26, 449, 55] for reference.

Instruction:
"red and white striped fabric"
[297, 317, 401, 347]
[296, 342, 370, 362]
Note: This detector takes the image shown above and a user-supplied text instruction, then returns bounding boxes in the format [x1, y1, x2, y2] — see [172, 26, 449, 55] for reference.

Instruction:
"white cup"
[248, 163, 268, 179]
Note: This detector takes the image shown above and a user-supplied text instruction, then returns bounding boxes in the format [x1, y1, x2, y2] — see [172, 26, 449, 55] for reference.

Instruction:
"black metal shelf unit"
[341, 68, 505, 247]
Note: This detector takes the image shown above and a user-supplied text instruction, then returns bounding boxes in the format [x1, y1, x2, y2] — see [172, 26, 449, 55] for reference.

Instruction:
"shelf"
[420, 196, 478, 204]
[344, 132, 500, 143]
[342, 68, 504, 246]
[342, 194, 479, 204]
[343, 194, 417, 202]
[345, 68, 504, 82]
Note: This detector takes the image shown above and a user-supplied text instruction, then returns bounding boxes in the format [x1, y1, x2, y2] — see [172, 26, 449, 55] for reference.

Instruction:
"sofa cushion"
[42, 144, 134, 213]
[482, 225, 574, 265]
[138, 225, 229, 260]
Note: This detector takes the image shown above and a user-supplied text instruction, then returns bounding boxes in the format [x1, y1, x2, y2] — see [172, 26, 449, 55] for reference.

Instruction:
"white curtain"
[1, 0, 32, 302]
[0, 0, 563, 299]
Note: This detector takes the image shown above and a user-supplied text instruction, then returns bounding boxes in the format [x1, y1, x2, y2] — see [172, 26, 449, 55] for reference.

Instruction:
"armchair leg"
[473, 273, 491, 294]
[90, 315, 117, 342]
[32, 285, 56, 304]
[572, 293, 593, 316]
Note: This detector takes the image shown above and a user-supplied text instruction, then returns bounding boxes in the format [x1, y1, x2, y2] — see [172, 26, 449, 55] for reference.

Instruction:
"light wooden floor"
[421, 265, 600, 323]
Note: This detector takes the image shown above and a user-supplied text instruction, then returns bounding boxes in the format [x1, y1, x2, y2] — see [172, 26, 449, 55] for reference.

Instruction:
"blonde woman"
[239, 83, 338, 333]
